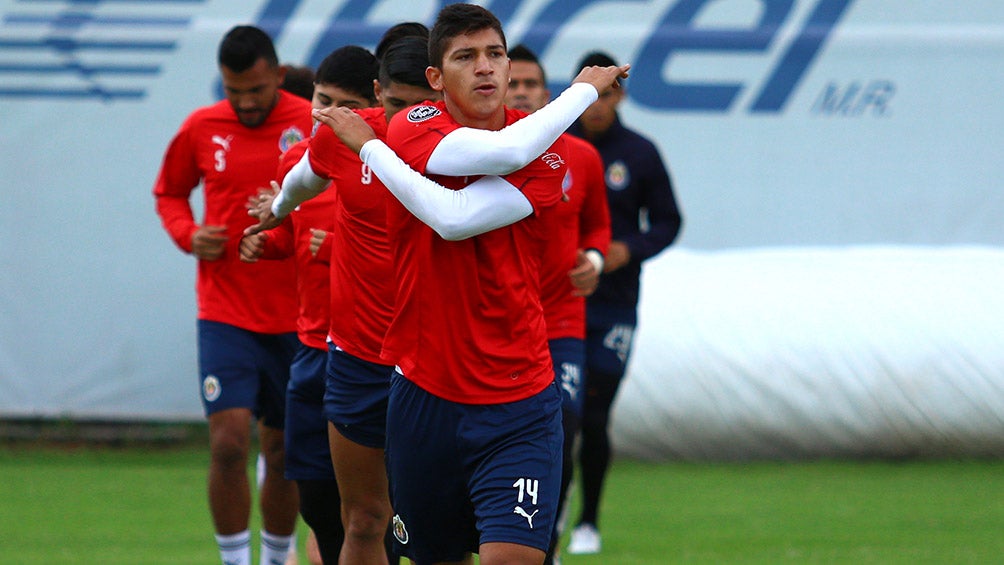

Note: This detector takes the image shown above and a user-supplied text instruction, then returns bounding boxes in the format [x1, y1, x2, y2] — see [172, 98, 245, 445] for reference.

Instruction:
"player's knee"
[209, 435, 249, 470]
[258, 427, 287, 460]
[344, 504, 391, 540]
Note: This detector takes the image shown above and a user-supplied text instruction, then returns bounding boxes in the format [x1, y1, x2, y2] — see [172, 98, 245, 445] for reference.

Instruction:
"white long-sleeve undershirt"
[360, 139, 532, 241]
[270, 151, 328, 218]
[424, 82, 598, 176]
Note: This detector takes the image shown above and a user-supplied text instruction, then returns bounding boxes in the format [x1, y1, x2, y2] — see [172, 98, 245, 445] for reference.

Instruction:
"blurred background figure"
[506, 43, 611, 565]
[566, 50, 683, 557]
[152, 25, 312, 565]
[280, 64, 316, 101]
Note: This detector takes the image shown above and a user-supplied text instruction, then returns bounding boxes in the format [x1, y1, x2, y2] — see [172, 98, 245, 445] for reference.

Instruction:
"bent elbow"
[433, 219, 473, 241]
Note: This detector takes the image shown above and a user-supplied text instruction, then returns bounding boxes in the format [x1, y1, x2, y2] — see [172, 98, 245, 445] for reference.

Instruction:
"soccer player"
[240, 45, 381, 565]
[245, 34, 439, 565]
[565, 51, 683, 556]
[505, 43, 612, 564]
[152, 25, 312, 565]
[310, 5, 627, 564]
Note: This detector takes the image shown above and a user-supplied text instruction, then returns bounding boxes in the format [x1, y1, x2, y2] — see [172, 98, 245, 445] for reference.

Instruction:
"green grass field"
[2, 443, 1004, 564]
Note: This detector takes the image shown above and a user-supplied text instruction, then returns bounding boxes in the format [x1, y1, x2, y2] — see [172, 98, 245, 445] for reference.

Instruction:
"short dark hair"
[428, 3, 505, 68]
[576, 50, 620, 83]
[376, 22, 430, 61]
[315, 45, 379, 103]
[280, 64, 315, 101]
[379, 36, 431, 88]
[507, 43, 546, 84]
[218, 25, 278, 72]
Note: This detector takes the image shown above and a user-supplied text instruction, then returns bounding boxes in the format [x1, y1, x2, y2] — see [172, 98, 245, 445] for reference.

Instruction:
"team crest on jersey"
[606, 160, 630, 191]
[203, 375, 221, 402]
[406, 105, 440, 123]
[279, 126, 305, 152]
[392, 515, 409, 544]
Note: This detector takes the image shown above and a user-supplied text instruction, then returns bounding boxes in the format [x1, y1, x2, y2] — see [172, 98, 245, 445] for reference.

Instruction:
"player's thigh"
[323, 344, 393, 449]
[327, 423, 388, 509]
[197, 320, 260, 416]
[479, 541, 545, 565]
[385, 372, 478, 563]
[207, 407, 253, 463]
[467, 383, 563, 553]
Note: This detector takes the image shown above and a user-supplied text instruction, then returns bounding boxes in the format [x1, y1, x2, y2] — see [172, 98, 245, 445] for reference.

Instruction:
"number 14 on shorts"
[512, 478, 540, 529]
[513, 477, 539, 505]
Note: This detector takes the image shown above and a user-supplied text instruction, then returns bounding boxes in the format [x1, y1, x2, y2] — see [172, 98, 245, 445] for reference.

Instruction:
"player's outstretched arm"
[424, 64, 630, 177]
[273, 153, 329, 218]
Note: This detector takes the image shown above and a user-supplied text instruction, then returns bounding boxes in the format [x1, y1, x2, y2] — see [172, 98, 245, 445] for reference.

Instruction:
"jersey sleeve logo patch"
[406, 105, 441, 123]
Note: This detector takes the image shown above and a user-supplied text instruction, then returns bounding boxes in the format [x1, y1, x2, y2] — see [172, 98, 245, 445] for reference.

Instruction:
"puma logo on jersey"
[514, 506, 539, 528]
[541, 151, 565, 170]
[407, 105, 440, 122]
[212, 135, 233, 152]
[212, 135, 233, 171]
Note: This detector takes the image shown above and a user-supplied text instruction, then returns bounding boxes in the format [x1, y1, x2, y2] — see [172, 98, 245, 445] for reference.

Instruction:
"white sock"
[260, 530, 295, 565]
[255, 452, 266, 490]
[216, 530, 251, 565]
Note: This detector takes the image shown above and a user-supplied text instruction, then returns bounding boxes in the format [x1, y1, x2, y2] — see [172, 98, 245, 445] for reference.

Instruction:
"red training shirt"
[382, 102, 566, 404]
[153, 91, 313, 333]
[307, 107, 395, 365]
[541, 133, 611, 340]
[257, 139, 336, 350]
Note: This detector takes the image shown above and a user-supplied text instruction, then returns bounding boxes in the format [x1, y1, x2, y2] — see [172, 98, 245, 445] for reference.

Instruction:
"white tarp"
[613, 246, 1004, 460]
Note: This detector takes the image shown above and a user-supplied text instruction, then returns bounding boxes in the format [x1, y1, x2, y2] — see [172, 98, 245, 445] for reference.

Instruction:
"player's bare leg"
[208, 408, 254, 534]
[479, 541, 546, 565]
[328, 422, 392, 565]
[258, 422, 299, 534]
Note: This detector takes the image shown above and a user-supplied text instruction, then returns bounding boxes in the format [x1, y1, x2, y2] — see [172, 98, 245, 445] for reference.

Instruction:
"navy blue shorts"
[323, 344, 394, 449]
[386, 372, 563, 563]
[197, 320, 297, 428]
[284, 344, 336, 481]
[585, 303, 637, 379]
[549, 338, 586, 417]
